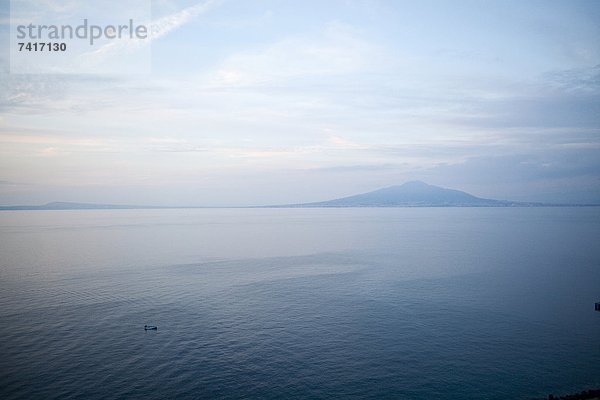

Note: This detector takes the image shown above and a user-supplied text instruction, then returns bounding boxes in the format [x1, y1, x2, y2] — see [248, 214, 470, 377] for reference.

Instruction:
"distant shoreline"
[1, 203, 599, 211]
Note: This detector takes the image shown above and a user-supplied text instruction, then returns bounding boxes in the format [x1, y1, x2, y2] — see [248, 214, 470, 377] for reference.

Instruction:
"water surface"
[1, 208, 599, 399]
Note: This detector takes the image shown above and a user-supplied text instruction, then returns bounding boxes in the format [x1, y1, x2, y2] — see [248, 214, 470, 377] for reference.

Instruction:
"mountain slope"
[293, 181, 523, 207]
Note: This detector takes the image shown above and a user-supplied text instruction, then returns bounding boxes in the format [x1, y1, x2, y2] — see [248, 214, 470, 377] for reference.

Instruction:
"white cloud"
[206, 21, 387, 87]
[149, 0, 219, 41]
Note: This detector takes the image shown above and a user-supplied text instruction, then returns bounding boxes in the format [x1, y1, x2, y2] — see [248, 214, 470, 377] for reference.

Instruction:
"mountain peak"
[400, 180, 430, 187]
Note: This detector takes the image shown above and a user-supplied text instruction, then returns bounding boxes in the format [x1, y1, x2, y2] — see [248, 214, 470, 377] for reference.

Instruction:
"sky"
[0, 0, 599, 206]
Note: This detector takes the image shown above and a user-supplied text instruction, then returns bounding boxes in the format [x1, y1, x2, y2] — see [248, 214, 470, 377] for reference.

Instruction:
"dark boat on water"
[144, 325, 157, 330]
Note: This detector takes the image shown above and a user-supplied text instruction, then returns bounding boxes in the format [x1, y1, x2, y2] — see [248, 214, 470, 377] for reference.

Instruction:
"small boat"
[144, 325, 158, 330]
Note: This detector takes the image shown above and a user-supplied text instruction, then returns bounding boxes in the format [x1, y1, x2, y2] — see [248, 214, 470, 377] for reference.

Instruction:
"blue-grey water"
[0, 208, 599, 399]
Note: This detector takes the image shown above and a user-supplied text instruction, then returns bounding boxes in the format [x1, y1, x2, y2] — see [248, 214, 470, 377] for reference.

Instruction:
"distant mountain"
[0, 201, 157, 211]
[284, 181, 537, 207]
[0, 183, 591, 210]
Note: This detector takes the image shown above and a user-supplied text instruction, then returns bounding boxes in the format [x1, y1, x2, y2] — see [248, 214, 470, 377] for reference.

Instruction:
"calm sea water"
[0, 208, 599, 399]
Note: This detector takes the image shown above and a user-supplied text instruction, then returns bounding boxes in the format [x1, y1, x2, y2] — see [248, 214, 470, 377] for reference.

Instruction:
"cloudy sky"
[1, 0, 599, 206]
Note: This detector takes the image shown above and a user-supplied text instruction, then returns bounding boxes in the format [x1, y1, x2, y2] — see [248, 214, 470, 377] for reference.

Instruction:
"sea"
[0, 207, 599, 399]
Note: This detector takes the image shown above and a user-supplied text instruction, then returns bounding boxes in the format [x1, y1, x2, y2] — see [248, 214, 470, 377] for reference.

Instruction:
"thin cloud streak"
[81, 0, 220, 63]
